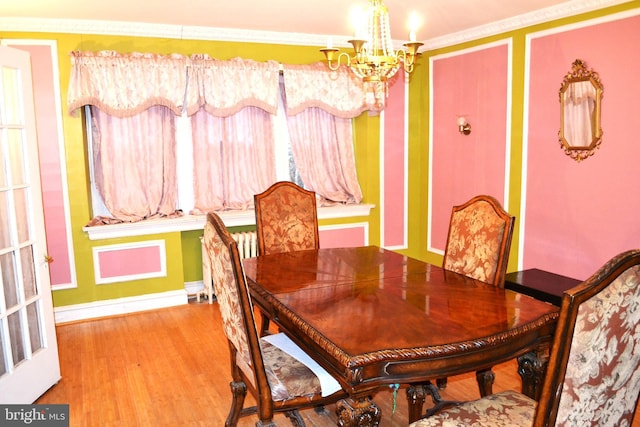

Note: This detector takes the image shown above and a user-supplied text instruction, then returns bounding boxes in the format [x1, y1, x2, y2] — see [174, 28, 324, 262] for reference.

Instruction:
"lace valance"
[68, 51, 378, 118]
[68, 51, 280, 117]
[186, 55, 280, 116]
[68, 51, 188, 117]
[282, 63, 370, 118]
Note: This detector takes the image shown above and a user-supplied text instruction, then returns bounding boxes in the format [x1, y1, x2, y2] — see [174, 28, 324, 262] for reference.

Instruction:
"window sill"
[83, 204, 375, 241]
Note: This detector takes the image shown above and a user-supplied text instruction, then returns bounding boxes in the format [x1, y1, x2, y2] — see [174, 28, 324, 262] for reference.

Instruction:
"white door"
[0, 45, 60, 403]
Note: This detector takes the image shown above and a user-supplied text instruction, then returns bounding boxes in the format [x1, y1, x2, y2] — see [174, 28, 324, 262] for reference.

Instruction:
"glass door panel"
[0, 45, 60, 404]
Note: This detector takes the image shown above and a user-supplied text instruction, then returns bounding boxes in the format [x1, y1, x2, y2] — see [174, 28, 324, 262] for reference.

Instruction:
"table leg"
[407, 382, 460, 421]
[517, 347, 550, 400]
[406, 384, 428, 423]
[336, 396, 381, 427]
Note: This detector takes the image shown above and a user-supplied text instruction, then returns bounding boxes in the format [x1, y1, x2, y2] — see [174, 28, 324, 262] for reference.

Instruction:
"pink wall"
[430, 44, 509, 252]
[525, 13, 640, 280]
[383, 75, 406, 248]
[320, 226, 367, 248]
[97, 245, 163, 280]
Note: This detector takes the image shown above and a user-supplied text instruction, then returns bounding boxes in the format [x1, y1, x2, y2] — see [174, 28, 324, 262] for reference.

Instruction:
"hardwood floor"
[36, 300, 640, 426]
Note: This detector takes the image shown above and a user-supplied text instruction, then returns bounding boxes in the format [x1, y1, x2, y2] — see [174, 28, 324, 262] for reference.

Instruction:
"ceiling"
[0, 0, 629, 47]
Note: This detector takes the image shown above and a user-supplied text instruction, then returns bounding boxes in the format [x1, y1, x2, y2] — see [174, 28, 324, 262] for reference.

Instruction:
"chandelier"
[320, 0, 422, 89]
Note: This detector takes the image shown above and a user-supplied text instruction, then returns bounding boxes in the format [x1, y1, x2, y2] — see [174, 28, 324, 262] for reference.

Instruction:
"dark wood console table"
[505, 268, 581, 306]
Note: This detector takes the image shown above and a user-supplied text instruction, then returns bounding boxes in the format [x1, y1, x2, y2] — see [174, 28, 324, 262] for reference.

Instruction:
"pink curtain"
[89, 105, 178, 222]
[69, 51, 368, 222]
[188, 56, 279, 213]
[286, 107, 362, 204]
[283, 64, 364, 204]
[190, 106, 276, 213]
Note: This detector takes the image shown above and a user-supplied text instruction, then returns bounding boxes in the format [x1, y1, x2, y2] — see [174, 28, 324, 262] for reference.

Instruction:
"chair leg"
[407, 382, 461, 421]
[436, 377, 447, 389]
[284, 410, 306, 427]
[476, 368, 495, 397]
[225, 381, 247, 427]
[422, 382, 460, 418]
[259, 311, 271, 337]
[313, 406, 328, 415]
[406, 383, 428, 423]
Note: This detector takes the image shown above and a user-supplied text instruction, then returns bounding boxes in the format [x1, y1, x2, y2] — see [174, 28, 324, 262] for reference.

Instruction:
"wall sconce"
[458, 116, 471, 135]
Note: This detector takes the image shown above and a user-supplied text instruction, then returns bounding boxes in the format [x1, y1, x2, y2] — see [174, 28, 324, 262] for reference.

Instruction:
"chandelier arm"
[319, 0, 424, 107]
[320, 49, 354, 71]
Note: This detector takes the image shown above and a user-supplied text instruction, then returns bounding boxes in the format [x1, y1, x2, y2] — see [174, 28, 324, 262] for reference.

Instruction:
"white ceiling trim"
[0, 18, 333, 47]
[0, 0, 631, 50]
[424, 0, 630, 49]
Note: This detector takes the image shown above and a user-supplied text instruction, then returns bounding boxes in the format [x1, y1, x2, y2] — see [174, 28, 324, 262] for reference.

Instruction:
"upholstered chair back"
[203, 213, 257, 383]
[443, 195, 515, 287]
[536, 249, 640, 426]
[254, 181, 319, 256]
[203, 212, 346, 426]
[409, 249, 640, 427]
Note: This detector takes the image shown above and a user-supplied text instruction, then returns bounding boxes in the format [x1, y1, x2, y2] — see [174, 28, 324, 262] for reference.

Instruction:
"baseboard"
[53, 289, 189, 324]
[184, 280, 204, 296]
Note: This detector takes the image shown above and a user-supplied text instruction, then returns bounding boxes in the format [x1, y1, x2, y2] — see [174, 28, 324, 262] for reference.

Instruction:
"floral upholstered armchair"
[411, 248, 640, 427]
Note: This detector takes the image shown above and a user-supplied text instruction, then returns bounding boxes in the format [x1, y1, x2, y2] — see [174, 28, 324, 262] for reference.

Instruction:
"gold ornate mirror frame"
[558, 59, 603, 162]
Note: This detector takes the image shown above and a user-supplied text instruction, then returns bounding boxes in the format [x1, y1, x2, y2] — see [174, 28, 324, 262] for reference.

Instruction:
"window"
[73, 52, 367, 226]
[87, 87, 315, 219]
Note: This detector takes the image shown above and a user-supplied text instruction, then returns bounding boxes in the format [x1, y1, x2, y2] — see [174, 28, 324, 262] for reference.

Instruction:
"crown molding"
[0, 17, 331, 47]
[423, 0, 632, 50]
[0, 0, 633, 51]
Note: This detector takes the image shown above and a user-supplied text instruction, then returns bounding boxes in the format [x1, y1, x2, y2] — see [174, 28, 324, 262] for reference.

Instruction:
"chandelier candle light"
[321, 0, 423, 96]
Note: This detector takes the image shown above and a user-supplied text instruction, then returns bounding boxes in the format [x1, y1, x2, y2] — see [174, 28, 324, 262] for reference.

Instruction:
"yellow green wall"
[2, 1, 637, 307]
[0, 31, 384, 307]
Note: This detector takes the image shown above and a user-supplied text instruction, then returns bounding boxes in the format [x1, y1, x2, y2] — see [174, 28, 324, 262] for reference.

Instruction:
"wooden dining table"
[242, 246, 560, 426]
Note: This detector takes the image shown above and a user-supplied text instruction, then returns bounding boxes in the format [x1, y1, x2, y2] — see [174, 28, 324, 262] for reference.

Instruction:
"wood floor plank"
[36, 301, 640, 426]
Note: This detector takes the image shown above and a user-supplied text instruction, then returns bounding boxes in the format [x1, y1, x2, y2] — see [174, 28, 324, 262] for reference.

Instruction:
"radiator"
[198, 231, 258, 304]
[231, 231, 259, 259]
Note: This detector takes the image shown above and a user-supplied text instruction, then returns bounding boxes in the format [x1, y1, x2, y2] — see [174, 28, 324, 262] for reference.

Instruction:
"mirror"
[558, 59, 603, 162]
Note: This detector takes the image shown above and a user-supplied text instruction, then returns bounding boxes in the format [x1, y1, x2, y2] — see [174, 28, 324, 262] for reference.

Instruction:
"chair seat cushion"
[410, 390, 536, 427]
[261, 338, 324, 402]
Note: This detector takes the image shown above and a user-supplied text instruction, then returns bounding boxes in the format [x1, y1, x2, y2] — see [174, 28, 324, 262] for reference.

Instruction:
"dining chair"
[442, 194, 515, 288]
[410, 248, 640, 427]
[254, 181, 320, 336]
[203, 212, 346, 427]
[445, 194, 515, 388]
[408, 195, 515, 418]
[254, 181, 319, 256]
